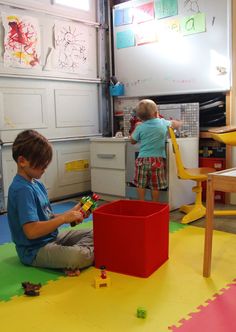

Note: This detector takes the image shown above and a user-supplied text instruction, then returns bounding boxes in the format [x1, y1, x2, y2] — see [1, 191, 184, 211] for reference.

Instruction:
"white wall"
[0, 78, 99, 142]
[0, 0, 106, 206]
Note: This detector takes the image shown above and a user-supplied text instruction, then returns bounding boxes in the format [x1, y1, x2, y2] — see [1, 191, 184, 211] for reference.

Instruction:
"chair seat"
[211, 131, 236, 146]
[182, 167, 215, 181]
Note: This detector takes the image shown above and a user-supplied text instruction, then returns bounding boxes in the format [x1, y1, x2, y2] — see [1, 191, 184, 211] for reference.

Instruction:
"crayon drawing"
[53, 21, 89, 73]
[2, 13, 40, 68]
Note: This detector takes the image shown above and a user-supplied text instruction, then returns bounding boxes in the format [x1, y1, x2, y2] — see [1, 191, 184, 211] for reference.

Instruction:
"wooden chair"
[168, 127, 215, 224]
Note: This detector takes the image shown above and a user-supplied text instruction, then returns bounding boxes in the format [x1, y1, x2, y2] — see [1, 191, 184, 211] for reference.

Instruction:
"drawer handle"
[97, 153, 116, 159]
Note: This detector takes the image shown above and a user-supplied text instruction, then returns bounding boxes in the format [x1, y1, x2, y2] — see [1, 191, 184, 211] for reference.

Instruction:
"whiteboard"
[113, 0, 231, 97]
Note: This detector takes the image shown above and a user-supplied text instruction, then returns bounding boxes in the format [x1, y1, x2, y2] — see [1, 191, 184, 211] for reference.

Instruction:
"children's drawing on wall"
[134, 2, 155, 23]
[53, 21, 89, 73]
[154, 0, 178, 19]
[181, 12, 205, 35]
[114, 7, 133, 26]
[136, 21, 158, 45]
[156, 17, 180, 42]
[116, 29, 135, 49]
[2, 13, 40, 68]
[184, 0, 200, 13]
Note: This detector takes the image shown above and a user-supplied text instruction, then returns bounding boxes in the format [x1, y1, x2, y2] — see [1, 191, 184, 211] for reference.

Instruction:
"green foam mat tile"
[169, 221, 188, 233]
[0, 243, 63, 302]
[0, 221, 93, 301]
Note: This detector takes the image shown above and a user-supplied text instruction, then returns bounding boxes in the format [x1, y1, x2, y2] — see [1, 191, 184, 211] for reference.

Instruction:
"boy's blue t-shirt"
[7, 174, 58, 265]
[132, 118, 171, 158]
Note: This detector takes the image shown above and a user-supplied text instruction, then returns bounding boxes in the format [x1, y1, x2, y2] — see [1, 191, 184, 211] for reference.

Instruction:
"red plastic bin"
[93, 200, 169, 278]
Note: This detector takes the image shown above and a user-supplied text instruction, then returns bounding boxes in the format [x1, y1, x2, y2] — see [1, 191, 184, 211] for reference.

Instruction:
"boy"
[7, 129, 94, 276]
[130, 99, 182, 201]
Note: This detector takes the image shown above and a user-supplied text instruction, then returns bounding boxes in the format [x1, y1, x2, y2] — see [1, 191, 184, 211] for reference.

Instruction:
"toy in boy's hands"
[70, 193, 99, 227]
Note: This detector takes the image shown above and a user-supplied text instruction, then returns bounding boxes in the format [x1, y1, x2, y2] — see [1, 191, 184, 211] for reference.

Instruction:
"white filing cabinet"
[90, 137, 199, 208]
[90, 137, 127, 200]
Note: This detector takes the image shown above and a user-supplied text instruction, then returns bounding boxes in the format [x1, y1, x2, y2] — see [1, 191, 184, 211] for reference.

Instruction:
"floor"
[1, 198, 236, 331]
[171, 202, 236, 234]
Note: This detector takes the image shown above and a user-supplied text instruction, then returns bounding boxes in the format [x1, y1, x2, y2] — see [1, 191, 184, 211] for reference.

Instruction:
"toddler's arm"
[170, 120, 183, 129]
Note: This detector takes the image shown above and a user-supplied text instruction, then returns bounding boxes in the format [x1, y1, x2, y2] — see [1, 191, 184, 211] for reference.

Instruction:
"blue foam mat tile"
[52, 201, 77, 214]
[0, 214, 12, 245]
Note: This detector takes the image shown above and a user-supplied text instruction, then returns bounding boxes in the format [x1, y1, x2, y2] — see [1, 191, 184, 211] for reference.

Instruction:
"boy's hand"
[72, 202, 82, 211]
[63, 210, 84, 224]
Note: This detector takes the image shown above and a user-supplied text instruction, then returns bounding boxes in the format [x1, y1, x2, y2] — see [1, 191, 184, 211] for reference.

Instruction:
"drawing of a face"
[54, 22, 88, 72]
[184, 0, 200, 13]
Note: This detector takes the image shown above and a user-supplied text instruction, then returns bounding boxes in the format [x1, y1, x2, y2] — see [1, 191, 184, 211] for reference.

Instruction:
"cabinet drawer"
[91, 168, 126, 196]
[90, 142, 125, 169]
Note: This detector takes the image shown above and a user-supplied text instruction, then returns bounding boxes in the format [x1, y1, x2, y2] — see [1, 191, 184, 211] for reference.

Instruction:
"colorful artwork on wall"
[2, 13, 40, 68]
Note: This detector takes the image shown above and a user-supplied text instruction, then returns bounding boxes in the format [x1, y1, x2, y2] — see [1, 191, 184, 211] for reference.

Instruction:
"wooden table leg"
[203, 176, 214, 277]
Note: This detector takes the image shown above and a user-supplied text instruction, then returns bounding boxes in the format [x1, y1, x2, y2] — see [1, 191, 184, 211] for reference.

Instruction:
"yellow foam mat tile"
[1, 226, 236, 332]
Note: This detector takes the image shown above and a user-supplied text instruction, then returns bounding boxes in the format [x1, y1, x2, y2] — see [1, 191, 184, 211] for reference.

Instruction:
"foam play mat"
[1, 205, 236, 331]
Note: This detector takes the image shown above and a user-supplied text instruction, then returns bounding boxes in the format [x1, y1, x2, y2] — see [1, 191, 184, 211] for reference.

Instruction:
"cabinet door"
[90, 142, 126, 169]
[91, 168, 126, 196]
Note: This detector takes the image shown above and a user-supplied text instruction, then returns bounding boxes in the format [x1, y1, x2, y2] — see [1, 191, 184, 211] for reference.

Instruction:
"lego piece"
[71, 193, 99, 227]
[94, 266, 111, 288]
[22, 281, 41, 296]
[94, 276, 111, 289]
[100, 265, 107, 279]
[137, 307, 147, 319]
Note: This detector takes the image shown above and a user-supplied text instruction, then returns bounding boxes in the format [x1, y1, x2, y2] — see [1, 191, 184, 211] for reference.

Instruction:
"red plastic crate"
[199, 157, 225, 170]
[93, 200, 169, 278]
[199, 157, 226, 203]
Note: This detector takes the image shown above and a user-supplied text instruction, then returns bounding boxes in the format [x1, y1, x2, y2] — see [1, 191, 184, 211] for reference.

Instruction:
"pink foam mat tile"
[169, 279, 236, 332]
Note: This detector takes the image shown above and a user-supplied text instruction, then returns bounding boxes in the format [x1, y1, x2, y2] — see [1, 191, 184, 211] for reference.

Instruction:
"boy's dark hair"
[12, 130, 53, 169]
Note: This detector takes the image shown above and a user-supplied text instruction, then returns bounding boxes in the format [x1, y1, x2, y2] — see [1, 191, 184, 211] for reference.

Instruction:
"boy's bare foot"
[64, 269, 81, 277]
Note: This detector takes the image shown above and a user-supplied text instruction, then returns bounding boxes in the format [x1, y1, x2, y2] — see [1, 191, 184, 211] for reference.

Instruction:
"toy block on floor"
[137, 307, 147, 319]
[94, 276, 111, 289]
[94, 266, 111, 289]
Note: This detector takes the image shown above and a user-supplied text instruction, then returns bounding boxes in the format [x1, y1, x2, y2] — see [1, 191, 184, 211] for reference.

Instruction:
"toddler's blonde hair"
[136, 99, 158, 121]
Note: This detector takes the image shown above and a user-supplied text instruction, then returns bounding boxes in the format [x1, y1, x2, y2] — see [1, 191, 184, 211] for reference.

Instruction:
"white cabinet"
[90, 138, 127, 200]
[90, 137, 199, 210]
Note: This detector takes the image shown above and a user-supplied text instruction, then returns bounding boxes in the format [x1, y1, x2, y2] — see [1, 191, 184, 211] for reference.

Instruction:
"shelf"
[200, 131, 212, 138]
